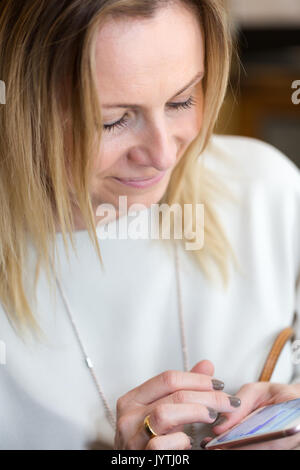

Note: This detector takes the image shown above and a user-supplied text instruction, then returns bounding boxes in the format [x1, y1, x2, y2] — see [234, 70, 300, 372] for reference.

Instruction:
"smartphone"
[205, 398, 300, 449]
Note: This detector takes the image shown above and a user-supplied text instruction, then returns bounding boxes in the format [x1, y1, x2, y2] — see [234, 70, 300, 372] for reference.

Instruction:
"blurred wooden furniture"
[216, 28, 300, 168]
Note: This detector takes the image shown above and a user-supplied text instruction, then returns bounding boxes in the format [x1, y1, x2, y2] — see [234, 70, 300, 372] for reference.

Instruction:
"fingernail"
[212, 379, 224, 390]
[200, 438, 210, 449]
[207, 407, 218, 421]
[229, 396, 241, 407]
[212, 414, 228, 426]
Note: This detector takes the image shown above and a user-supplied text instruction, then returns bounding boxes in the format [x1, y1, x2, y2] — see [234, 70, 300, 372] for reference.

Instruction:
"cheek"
[91, 138, 123, 175]
[191, 86, 204, 136]
[192, 108, 203, 137]
[179, 107, 203, 147]
[178, 91, 204, 146]
[194, 93, 204, 132]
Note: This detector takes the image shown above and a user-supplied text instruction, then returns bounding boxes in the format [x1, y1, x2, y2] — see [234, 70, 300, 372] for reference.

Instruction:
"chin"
[91, 179, 170, 215]
[127, 185, 169, 209]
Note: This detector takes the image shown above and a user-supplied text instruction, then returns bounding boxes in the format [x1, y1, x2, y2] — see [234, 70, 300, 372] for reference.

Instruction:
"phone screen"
[206, 398, 300, 447]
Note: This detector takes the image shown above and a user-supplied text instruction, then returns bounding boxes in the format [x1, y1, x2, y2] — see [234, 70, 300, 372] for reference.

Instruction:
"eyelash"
[103, 96, 197, 134]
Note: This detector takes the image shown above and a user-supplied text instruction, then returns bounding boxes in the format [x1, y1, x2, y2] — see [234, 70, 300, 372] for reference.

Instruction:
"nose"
[128, 115, 178, 172]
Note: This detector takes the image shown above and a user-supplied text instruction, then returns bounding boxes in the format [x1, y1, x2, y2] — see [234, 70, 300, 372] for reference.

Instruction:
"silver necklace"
[53, 241, 197, 448]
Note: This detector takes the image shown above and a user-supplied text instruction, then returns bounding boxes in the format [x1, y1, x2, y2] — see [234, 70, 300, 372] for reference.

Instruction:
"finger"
[116, 405, 188, 450]
[115, 409, 144, 449]
[211, 382, 269, 435]
[156, 389, 241, 414]
[116, 389, 240, 449]
[116, 388, 230, 450]
[148, 403, 221, 432]
[200, 436, 213, 449]
[145, 432, 192, 450]
[200, 436, 226, 450]
[190, 359, 215, 377]
[124, 369, 224, 407]
[129, 403, 223, 449]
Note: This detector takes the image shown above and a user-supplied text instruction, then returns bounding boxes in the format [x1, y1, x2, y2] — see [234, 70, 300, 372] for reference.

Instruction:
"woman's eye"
[103, 114, 130, 133]
[103, 95, 197, 134]
[168, 95, 197, 111]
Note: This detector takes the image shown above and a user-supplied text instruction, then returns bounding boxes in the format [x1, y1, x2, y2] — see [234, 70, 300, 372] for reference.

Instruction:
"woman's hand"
[202, 381, 300, 450]
[114, 360, 242, 450]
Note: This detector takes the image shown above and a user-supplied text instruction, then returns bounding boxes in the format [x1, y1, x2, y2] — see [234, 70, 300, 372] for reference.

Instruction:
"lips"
[117, 175, 159, 182]
[112, 171, 167, 189]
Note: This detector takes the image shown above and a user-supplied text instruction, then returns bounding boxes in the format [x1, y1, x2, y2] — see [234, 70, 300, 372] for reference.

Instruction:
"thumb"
[190, 359, 215, 377]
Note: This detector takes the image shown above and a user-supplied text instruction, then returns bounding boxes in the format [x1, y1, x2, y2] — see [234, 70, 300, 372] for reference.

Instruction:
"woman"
[0, 0, 299, 451]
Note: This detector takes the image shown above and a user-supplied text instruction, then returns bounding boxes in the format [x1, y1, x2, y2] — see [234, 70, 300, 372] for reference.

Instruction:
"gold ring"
[143, 414, 158, 439]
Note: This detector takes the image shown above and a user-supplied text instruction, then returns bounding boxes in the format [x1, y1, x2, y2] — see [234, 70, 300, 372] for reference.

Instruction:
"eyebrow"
[102, 71, 205, 109]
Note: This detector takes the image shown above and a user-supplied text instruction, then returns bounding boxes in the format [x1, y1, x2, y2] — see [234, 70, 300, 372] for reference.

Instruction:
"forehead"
[94, 4, 205, 100]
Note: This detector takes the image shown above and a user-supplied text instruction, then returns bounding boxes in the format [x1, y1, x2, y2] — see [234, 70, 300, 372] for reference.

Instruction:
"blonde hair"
[0, 0, 239, 341]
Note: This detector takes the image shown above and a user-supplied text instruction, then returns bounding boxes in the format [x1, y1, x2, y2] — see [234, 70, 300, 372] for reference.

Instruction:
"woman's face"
[91, 2, 205, 215]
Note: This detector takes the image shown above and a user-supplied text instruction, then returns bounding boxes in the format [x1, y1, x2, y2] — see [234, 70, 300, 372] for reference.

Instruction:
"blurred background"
[216, 0, 300, 168]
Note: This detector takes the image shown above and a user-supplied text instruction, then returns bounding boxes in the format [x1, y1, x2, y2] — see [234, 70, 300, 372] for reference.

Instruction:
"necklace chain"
[53, 241, 197, 448]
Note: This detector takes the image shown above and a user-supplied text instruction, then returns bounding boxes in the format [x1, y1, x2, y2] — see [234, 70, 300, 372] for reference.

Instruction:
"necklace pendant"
[85, 357, 93, 369]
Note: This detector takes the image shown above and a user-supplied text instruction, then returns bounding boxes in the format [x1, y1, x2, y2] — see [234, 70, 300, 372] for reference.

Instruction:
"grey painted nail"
[200, 438, 210, 449]
[229, 396, 241, 407]
[212, 379, 225, 390]
[212, 414, 228, 426]
[207, 407, 219, 421]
